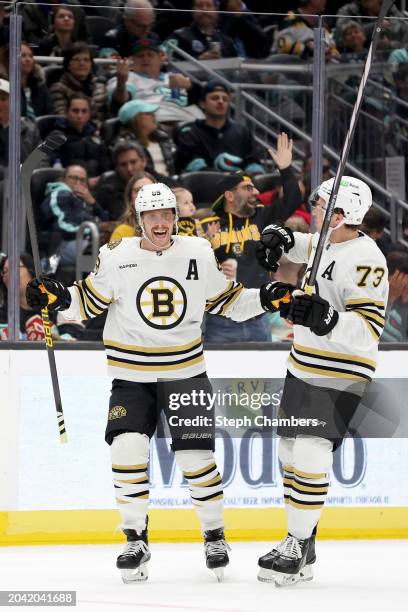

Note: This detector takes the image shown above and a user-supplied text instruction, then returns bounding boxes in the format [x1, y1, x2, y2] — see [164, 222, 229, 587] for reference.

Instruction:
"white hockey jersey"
[62, 236, 264, 382]
[286, 231, 388, 386]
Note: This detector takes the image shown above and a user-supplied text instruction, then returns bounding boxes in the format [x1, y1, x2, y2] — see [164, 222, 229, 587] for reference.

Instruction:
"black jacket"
[219, 12, 271, 59]
[47, 118, 111, 178]
[174, 118, 264, 175]
[210, 166, 302, 289]
[165, 23, 237, 59]
[21, 68, 53, 118]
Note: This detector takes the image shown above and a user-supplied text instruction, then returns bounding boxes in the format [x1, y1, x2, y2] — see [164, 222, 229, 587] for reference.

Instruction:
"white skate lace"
[205, 540, 231, 555]
[123, 540, 149, 557]
[277, 535, 302, 560]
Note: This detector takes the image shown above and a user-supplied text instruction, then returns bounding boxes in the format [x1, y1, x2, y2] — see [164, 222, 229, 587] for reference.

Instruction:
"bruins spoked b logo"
[136, 276, 187, 329]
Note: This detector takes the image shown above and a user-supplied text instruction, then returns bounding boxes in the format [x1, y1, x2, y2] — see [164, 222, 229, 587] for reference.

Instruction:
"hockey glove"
[255, 224, 295, 272]
[26, 277, 71, 312]
[288, 293, 339, 336]
[260, 281, 295, 316]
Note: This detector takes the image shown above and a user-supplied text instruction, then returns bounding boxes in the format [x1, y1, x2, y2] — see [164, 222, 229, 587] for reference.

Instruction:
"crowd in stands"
[0, 0, 408, 343]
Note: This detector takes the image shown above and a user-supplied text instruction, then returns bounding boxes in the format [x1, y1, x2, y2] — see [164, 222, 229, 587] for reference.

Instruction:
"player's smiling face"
[141, 209, 175, 250]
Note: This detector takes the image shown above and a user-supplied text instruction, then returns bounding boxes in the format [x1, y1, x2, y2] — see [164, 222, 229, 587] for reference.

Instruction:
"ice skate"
[258, 531, 316, 584]
[264, 534, 312, 587]
[117, 527, 151, 584]
[204, 528, 230, 582]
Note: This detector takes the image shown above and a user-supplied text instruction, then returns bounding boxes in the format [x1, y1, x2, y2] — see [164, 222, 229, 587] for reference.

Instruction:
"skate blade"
[211, 567, 224, 582]
[257, 567, 278, 583]
[274, 565, 313, 588]
[258, 563, 313, 584]
[121, 563, 148, 584]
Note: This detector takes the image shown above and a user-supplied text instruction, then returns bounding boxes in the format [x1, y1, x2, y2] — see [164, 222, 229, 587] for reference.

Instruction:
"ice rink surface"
[1, 540, 407, 612]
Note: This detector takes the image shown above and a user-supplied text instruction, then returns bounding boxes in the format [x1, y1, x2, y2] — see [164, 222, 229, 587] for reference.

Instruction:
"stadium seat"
[86, 16, 112, 48]
[43, 66, 64, 88]
[179, 171, 225, 208]
[253, 171, 281, 193]
[100, 118, 121, 146]
[36, 115, 61, 140]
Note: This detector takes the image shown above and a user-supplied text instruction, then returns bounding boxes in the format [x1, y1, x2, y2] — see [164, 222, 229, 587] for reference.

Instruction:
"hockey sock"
[111, 432, 150, 534]
[287, 436, 333, 540]
[278, 437, 295, 512]
[175, 450, 224, 532]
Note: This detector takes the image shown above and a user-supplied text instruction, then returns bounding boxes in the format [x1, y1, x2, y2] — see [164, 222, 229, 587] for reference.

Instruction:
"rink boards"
[0, 346, 407, 544]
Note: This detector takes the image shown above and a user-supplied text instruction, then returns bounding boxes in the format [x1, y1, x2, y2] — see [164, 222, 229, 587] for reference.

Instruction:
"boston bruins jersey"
[61, 236, 264, 382]
[286, 231, 388, 385]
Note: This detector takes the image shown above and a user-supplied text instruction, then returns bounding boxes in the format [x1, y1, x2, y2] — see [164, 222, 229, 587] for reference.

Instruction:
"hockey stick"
[22, 133, 68, 444]
[304, 0, 395, 295]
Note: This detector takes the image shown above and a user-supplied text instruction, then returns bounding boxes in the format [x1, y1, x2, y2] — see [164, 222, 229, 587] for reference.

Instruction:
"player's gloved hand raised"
[260, 281, 295, 316]
[26, 277, 71, 312]
[255, 224, 294, 272]
[288, 293, 339, 336]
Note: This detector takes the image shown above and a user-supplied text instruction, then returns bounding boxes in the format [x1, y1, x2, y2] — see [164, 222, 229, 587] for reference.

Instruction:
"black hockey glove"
[255, 223, 295, 272]
[260, 281, 295, 316]
[288, 293, 339, 336]
[26, 277, 71, 312]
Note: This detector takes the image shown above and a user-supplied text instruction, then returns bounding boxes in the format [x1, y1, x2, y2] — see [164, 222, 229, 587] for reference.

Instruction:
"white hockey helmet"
[135, 182, 178, 227]
[312, 176, 372, 225]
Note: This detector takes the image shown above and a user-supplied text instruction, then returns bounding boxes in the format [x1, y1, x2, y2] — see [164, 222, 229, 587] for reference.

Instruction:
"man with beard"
[204, 133, 302, 342]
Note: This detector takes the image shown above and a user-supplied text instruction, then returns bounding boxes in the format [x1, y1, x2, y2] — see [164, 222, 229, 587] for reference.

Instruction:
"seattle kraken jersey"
[286, 231, 389, 385]
[62, 236, 264, 382]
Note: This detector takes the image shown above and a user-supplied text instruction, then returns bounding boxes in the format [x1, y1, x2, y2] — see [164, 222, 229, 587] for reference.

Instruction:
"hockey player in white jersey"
[255, 176, 389, 586]
[26, 182, 289, 584]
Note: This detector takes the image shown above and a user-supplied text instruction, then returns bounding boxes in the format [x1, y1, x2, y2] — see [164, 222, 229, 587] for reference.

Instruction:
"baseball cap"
[131, 37, 161, 55]
[212, 172, 252, 212]
[200, 80, 231, 101]
[118, 99, 159, 124]
[0, 79, 10, 95]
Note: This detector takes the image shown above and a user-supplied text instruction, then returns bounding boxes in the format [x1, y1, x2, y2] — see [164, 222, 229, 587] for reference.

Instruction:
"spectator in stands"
[336, 0, 408, 51]
[40, 164, 108, 266]
[102, 0, 159, 59]
[49, 42, 108, 123]
[275, 0, 339, 60]
[108, 37, 203, 124]
[46, 93, 111, 179]
[218, 0, 271, 59]
[110, 171, 155, 241]
[164, 0, 236, 60]
[382, 250, 408, 342]
[94, 141, 147, 220]
[174, 187, 200, 237]
[37, 6, 77, 57]
[21, 0, 90, 48]
[203, 133, 302, 342]
[0, 253, 83, 341]
[21, 43, 53, 119]
[174, 80, 264, 176]
[0, 253, 49, 340]
[0, 78, 40, 168]
[0, 43, 52, 118]
[336, 19, 367, 58]
[193, 208, 221, 241]
[117, 100, 176, 176]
